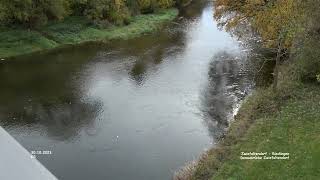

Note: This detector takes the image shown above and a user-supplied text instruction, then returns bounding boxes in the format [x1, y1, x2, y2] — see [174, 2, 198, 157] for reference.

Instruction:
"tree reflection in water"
[201, 51, 253, 140]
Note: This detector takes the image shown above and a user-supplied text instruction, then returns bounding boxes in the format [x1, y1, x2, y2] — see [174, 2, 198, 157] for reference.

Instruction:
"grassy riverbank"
[181, 50, 320, 179]
[190, 82, 320, 179]
[187, 2, 320, 179]
[0, 9, 178, 59]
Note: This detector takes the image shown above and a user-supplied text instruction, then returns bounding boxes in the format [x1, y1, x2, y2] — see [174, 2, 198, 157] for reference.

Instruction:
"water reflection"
[0, 1, 253, 180]
[201, 51, 253, 140]
[2, 99, 101, 140]
[0, 50, 102, 140]
[130, 59, 147, 85]
[179, 0, 208, 19]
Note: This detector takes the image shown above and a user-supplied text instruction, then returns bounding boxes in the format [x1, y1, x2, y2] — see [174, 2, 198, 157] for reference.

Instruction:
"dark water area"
[0, 1, 254, 179]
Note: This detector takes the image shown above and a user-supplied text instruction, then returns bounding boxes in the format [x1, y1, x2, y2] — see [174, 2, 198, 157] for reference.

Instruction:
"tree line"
[0, 0, 190, 28]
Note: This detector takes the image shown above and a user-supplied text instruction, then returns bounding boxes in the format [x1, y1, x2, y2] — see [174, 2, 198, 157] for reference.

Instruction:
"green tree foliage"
[0, 0, 177, 27]
[68, 0, 90, 16]
[70, 0, 129, 25]
[157, 0, 175, 9]
[137, 0, 175, 14]
[126, 0, 140, 15]
[0, 0, 69, 27]
[108, 0, 131, 25]
[137, 0, 158, 13]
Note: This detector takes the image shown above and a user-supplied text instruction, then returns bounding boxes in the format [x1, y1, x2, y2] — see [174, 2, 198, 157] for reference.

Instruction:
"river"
[0, 1, 253, 180]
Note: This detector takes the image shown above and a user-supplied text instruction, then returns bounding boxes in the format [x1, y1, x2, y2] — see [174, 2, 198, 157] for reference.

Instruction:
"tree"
[0, 0, 176, 27]
[213, 0, 305, 91]
[137, 0, 157, 13]
[157, 0, 175, 9]
[0, 0, 69, 27]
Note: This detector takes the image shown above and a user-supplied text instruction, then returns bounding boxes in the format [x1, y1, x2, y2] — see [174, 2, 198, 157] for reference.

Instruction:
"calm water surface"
[0, 1, 252, 180]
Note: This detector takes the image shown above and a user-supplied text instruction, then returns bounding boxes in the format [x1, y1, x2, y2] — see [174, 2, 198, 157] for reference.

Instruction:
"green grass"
[0, 30, 58, 58]
[0, 9, 178, 58]
[192, 84, 320, 180]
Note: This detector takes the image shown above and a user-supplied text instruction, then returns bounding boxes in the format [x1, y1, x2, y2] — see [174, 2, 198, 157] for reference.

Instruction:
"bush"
[69, 0, 130, 26]
[157, 0, 175, 9]
[289, 39, 320, 83]
[82, 0, 110, 21]
[0, 0, 176, 27]
[108, 0, 131, 25]
[137, 0, 158, 14]
[126, 0, 140, 15]
[0, 0, 69, 27]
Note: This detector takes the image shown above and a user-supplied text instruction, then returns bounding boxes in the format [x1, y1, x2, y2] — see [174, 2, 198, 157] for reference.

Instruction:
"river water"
[0, 1, 253, 180]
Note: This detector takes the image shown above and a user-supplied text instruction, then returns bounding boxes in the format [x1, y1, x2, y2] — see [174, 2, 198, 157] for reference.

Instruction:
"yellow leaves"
[252, 0, 301, 47]
[214, 0, 304, 48]
[137, 0, 153, 11]
[225, 15, 244, 31]
[112, 0, 127, 12]
[114, 0, 123, 10]
[157, 0, 175, 9]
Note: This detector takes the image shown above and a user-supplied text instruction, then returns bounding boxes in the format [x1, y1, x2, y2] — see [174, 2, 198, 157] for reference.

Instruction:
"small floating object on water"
[112, 136, 120, 143]
[1, 58, 5, 61]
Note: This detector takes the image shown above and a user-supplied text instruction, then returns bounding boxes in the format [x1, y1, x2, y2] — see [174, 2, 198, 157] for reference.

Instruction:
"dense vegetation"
[0, 9, 178, 58]
[0, 0, 181, 27]
[0, 0, 186, 58]
[213, 0, 320, 89]
[174, 0, 320, 179]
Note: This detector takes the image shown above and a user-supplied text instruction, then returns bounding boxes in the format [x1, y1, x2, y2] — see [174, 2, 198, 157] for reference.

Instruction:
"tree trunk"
[273, 40, 282, 91]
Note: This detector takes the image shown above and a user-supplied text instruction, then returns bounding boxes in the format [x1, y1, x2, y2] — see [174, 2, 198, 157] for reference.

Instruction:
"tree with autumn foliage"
[213, 0, 307, 90]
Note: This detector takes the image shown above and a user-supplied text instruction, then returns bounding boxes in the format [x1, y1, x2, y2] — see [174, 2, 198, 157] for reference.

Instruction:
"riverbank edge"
[0, 9, 179, 60]
[174, 66, 320, 179]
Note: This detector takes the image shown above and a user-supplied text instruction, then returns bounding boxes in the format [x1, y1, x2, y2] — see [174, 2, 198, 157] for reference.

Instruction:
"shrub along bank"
[0, 0, 182, 58]
[0, 9, 178, 58]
